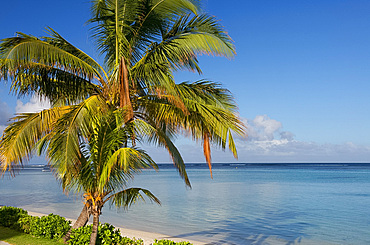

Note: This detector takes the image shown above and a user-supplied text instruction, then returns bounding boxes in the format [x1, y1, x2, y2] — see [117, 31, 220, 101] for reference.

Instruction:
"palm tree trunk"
[89, 212, 99, 245]
[63, 204, 90, 243]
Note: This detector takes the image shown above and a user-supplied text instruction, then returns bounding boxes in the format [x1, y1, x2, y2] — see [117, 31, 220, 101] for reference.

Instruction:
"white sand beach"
[26, 210, 206, 245]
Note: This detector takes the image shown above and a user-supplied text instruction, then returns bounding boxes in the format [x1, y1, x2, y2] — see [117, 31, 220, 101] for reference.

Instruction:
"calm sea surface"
[1, 163, 370, 245]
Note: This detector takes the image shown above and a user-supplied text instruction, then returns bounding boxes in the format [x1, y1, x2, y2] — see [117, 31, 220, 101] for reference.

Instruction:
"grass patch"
[0, 226, 64, 245]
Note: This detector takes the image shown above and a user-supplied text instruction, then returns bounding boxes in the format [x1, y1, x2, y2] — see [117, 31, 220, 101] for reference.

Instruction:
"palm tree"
[47, 107, 160, 245]
[0, 0, 243, 182]
[0, 0, 244, 241]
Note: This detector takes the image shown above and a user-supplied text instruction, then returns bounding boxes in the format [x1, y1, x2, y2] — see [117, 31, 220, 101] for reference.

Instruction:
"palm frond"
[148, 0, 199, 17]
[43, 27, 108, 83]
[89, 0, 133, 70]
[0, 106, 70, 174]
[101, 147, 157, 190]
[47, 95, 106, 176]
[175, 81, 244, 160]
[1, 33, 97, 80]
[135, 13, 235, 75]
[168, 13, 235, 58]
[108, 187, 160, 209]
[0, 33, 104, 103]
[9, 64, 100, 105]
[133, 118, 191, 187]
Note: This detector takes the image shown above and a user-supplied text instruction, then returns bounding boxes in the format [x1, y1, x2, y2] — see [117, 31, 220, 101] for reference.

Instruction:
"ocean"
[1, 163, 370, 245]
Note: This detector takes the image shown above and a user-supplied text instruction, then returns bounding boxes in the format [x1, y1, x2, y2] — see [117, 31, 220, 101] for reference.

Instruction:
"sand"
[25, 210, 206, 245]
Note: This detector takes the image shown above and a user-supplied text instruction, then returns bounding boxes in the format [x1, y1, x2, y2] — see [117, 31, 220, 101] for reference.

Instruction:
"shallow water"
[1, 164, 370, 245]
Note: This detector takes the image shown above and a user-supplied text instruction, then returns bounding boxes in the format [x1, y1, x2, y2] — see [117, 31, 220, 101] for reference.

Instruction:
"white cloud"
[225, 115, 370, 163]
[230, 138, 370, 163]
[144, 115, 370, 164]
[16, 95, 50, 113]
[241, 115, 294, 142]
[280, 131, 295, 141]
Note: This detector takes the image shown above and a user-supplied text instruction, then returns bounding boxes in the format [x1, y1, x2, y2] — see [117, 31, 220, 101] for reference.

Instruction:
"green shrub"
[0, 206, 28, 229]
[68, 224, 91, 245]
[98, 223, 127, 244]
[18, 214, 37, 233]
[1, 206, 189, 245]
[153, 239, 193, 245]
[19, 213, 71, 240]
[120, 236, 143, 245]
[68, 223, 143, 245]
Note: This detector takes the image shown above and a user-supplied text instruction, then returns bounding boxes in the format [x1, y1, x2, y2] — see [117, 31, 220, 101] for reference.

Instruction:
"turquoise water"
[1, 164, 370, 244]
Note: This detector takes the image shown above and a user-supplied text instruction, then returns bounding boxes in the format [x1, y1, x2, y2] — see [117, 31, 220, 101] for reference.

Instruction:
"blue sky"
[1, 0, 370, 163]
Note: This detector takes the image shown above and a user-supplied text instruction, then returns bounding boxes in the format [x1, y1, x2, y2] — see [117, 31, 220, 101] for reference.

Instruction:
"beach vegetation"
[18, 213, 71, 240]
[0, 206, 194, 245]
[68, 223, 143, 245]
[0, 206, 28, 230]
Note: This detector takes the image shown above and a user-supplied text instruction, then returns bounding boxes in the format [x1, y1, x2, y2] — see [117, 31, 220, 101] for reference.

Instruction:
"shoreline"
[21, 209, 206, 245]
